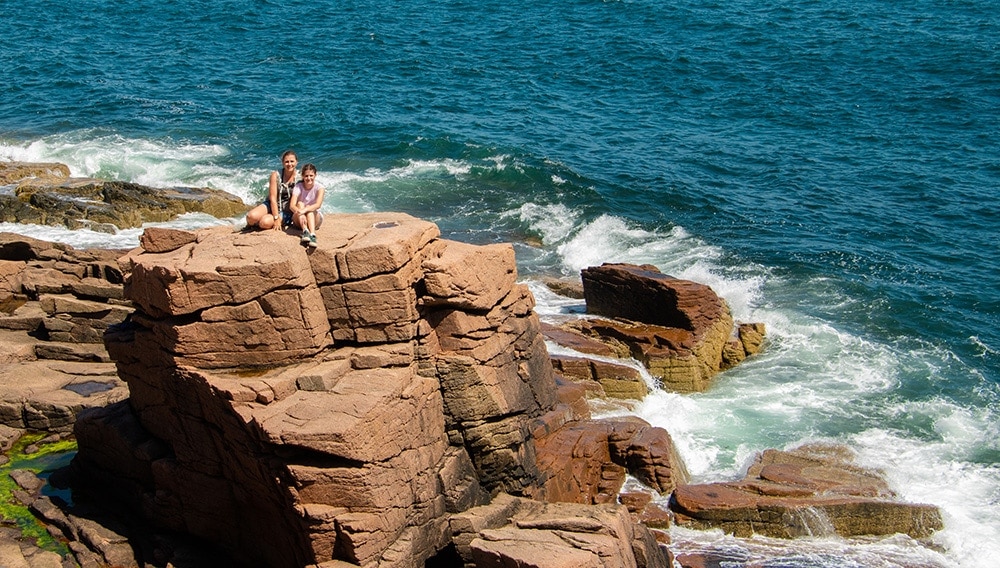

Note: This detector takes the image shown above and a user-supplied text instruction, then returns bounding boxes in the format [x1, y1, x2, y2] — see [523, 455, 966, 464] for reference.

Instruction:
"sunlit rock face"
[72, 215, 676, 568]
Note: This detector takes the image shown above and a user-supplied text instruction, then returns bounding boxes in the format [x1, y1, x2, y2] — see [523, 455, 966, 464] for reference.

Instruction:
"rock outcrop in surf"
[0, 160, 248, 232]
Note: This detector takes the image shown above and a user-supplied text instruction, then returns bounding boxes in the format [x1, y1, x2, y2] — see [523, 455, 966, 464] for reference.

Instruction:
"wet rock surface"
[669, 443, 944, 540]
[545, 263, 766, 393]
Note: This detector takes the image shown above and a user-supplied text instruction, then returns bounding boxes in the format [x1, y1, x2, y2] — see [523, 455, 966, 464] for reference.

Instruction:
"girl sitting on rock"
[291, 163, 325, 248]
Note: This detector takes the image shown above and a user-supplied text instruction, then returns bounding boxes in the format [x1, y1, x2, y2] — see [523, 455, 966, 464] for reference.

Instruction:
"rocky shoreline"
[0, 163, 943, 567]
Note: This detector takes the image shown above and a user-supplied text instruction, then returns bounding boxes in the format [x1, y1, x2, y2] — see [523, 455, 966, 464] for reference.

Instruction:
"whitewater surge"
[510, 199, 999, 567]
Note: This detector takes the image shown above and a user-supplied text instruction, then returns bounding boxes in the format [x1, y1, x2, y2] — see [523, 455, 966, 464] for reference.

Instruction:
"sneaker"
[300, 230, 311, 244]
[308, 233, 318, 248]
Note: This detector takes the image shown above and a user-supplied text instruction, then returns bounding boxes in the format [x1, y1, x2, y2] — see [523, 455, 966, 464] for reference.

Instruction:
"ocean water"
[2, 1, 998, 566]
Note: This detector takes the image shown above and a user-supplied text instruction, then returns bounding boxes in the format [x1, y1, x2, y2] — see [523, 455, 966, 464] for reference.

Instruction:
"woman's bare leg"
[246, 204, 268, 228]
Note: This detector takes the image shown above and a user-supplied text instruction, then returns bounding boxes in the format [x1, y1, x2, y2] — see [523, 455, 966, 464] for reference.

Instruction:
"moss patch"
[1, 433, 76, 555]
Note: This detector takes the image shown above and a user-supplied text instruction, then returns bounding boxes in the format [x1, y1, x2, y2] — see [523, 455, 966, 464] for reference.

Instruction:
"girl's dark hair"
[301, 163, 317, 175]
[281, 150, 297, 160]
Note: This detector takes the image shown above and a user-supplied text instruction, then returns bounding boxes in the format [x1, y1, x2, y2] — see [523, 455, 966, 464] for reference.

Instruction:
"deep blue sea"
[2, 1, 998, 565]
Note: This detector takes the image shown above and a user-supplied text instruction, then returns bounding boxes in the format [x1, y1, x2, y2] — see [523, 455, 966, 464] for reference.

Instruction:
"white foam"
[541, 214, 769, 319]
[509, 202, 582, 246]
[1, 131, 389, 213]
[555, 214, 661, 273]
[519, 209, 767, 320]
[485, 154, 511, 171]
[852, 424, 1000, 568]
[0, 214, 236, 250]
[969, 335, 997, 358]
[387, 158, 472, 178]
[523, 280, 586, 317]
[1, 130, 261, 203]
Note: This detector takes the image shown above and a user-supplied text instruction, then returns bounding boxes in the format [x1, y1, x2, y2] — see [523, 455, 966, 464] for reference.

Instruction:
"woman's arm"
[268, 171, 281, 212]
[268, 171, 282, 229]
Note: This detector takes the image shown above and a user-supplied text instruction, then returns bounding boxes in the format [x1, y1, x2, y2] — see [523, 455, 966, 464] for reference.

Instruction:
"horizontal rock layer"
[0, 233, 131, 433]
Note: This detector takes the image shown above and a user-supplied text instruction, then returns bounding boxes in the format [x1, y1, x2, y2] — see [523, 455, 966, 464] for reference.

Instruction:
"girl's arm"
[307, 187, 326, 213]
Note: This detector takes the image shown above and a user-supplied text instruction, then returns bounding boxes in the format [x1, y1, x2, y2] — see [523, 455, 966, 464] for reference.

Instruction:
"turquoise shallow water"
[2, 1, 999, 565]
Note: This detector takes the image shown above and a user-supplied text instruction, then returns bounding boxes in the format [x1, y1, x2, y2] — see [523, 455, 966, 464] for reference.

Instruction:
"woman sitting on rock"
[245, 150, 298, 231]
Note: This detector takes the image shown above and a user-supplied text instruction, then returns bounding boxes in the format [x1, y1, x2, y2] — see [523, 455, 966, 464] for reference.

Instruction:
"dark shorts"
[262, 199, 293, 227]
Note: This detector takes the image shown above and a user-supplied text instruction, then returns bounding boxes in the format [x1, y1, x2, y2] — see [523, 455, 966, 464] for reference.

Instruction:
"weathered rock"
[0, 235, 131, 434]
[38, 294, 132, 343]
[0, 222, 949, 568]
[319, 212, 441, 282]
[669, 443, 944, 539]
[0, 525, 68, 568]
[582, 263, 726, 331]
[543, 277, 585, 299]
[635, 500, 673, 531]
[138, 226, 199, 253]
[0, 161, 70, 185]
[0, 359, 126, 433]
[0, 221, 948, 567]
[0, 162, 249, 230]
[551, 355, 648, 400]
[559, 316, 733, 393]
[542, 322, 623, 358]
[0, 328, 37, 362]
[533, 415, 689, 504]
[68, 216, 678, 568]
[316, 213, 440, 343]
[0, 424, 22, 452]
[451, 493, 671, 568]
[422, 241, 518, 310]
[558, 263, 765, 393]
